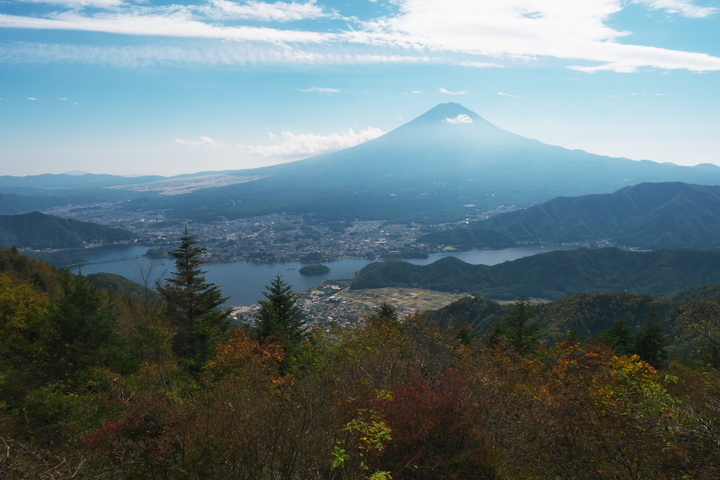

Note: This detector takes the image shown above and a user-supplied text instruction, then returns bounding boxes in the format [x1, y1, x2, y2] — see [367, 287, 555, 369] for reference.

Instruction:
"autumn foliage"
[3, 245, 720, 479]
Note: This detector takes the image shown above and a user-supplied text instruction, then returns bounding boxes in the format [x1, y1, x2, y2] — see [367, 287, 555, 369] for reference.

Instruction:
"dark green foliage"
[364, 302, 400, 329]
[0, 246, 59, 291]
[43, 271, 137, 382]
[86, 272, 159, 303]
[298, 264, 330, 276]
[0, 211, 135, 249]
[499, 296, 539, 355]
[598, 319, 634, 355]
[536, 292, 658, 342]
[632, 309, 669, 368]
[256, 275, 306, 372]
[158, 229, 230, 367]
[351, 248, 720, 300]
[425, 296, 505, 333]
[422, 182, 720, 250]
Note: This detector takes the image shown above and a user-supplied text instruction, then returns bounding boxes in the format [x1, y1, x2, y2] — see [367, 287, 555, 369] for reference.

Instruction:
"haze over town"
[1, 0, 719, 177]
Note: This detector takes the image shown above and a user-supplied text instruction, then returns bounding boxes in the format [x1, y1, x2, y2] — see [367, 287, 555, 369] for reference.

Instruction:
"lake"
[71, 244, 577, 305]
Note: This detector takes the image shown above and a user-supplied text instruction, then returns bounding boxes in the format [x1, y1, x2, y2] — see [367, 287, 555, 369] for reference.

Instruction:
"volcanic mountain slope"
[7, 104, 720, 223]
[421, 182, 720, 250]
[124, 103, 720, 222]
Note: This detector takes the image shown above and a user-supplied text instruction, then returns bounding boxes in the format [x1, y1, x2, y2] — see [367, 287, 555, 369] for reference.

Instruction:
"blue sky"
[1, 0, 719, 176]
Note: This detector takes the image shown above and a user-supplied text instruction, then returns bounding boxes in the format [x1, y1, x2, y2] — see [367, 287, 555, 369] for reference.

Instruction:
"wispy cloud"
[0, 41, 435, 68]
[299, 86, 342, 93]
[176, 136, 228, 147]
[18, 0, 126, 7]
[1, 0, 719, 72]
[461, 61, 505, 68]
[202, 0, 331, 22]
[439, 88, 468, 95]
[633, 0, 717, 18]
[498, 92, 519, 97]
[248, 127, 385, 157]
[443, 114, 473, 124]
[27, 97, 38, 100]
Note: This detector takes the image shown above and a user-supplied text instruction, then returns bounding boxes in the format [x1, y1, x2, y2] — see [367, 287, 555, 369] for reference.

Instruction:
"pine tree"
[632, 308, 668, 369]
[158, 229, 230, 368]
[256, 275, 305, 372]
[599, 319, 634, 355]
[500, 295, 539, 355]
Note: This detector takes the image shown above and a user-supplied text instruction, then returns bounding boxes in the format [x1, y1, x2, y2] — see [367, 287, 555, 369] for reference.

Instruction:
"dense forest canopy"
[2, 243, 720, 478]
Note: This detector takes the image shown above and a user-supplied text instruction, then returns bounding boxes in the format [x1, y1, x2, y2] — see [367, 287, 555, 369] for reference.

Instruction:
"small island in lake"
[299, 264, 331, 276]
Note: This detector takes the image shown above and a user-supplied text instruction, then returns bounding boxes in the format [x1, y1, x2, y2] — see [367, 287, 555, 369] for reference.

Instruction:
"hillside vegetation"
[421, 182, 720, 249]
[2, 245, 720, 478]
[0, 211, 135, 249]
[351, 247, 720, 299]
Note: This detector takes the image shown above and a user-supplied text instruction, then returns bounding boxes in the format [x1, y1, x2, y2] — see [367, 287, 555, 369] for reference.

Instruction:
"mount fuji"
[126, 103, 720, 222]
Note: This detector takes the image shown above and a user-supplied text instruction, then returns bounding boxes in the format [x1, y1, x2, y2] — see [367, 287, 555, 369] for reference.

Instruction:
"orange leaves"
[206, 328, 286, 382]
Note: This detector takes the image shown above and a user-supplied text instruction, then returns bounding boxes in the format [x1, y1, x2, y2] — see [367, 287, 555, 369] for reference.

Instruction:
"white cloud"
[248, 127, 385, 157]
[443, 114, 473, 124]
[358, 0, 720, 72]
[498, 92, 519, 97]
[0, 41, 436, 68]
[439, 88, 468, 95]
[1, 0, 719, 72]
[203, 0, 329, 22]
[18, 0, 125, 7]
[633, 0, 717, 18]
[0, 12, 329, 43]
[27, 97, 38, 100]
[299, 86, 342, 93]
[461, 61, 505, 68]
[58, 97, 68, 100]
[176, 136, 228, 147]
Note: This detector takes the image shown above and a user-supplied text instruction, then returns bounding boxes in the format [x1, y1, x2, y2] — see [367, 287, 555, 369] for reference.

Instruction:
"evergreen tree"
[43, 271, 135, 382]
[158, 229, 230, 368]
[599, 319, 634, 355]
[365, 302, 399, 328]
[632, 308, 668, 369]
[500, 295, 539, 355]
[256, 275, 305, 372]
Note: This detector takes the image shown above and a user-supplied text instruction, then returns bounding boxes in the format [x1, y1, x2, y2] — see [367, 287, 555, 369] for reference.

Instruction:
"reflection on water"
[70, 244, 576, 306]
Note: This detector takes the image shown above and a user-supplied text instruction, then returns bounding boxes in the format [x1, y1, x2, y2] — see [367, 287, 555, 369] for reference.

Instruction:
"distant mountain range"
[4, 103, 720, 223]
[421, 182, 720, 250]
[0, 211, 135, 250]
[350, 247, 720, 300]
[123, 103, 720, 222]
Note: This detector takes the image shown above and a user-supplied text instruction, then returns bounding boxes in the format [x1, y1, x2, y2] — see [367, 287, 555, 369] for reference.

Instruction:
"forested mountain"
[0, 211, 135, 249]
[421, 182, 720, 249]
[86, 272, 157, 303]
[351, 247, 720, 300]
[0, 192, 61, 214]
[426, 291, 659, 341]
[2, 245, 720, 478]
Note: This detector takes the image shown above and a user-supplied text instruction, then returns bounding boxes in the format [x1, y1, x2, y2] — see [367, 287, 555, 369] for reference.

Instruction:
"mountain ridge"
[420, 182, 720, 250]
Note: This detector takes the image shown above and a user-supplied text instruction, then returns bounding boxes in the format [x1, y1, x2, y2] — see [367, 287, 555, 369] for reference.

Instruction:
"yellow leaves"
[344, 408, 393, 454]
[0, 273, 49, 331]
